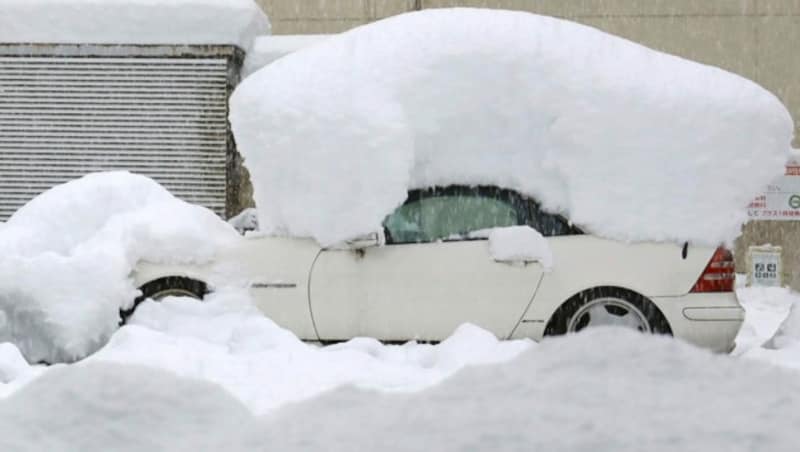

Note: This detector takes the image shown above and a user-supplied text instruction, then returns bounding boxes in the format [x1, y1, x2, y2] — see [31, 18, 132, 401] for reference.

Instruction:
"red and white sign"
[748, 160, 800, 221]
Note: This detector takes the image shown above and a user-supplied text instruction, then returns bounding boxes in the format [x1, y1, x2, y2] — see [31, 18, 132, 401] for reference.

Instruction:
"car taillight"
[690, 247, 735, 293]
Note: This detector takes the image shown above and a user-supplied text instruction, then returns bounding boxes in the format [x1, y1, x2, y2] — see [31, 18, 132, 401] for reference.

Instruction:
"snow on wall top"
[230, 8, 795, 247]
[0, 0, 270, 49]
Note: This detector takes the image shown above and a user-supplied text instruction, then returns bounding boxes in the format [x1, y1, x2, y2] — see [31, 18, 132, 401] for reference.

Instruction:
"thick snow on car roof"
[231, 8, 794, 247]
[0, 0, 269, 49]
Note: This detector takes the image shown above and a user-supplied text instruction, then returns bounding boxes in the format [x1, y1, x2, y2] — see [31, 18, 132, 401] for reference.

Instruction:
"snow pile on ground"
[0, 270, 796, 449]
[735, 283, 798, 351]
[0, 343, 29, 384]
[488, 226, 553, 269]
[0, 172, 241, 364]
[243, 34, 331, 75]
[0, 362, 253, 452]
[0, 0, 269, 49]
[769, 301, 800, 348]
[231, 8, 793, 247]
[0, 343, 44, 399]
[753, 301, 800, 370]
[254, 329, 800, 452]
[734, 282, 800, 370]
[91, 288, 530, 414]
[2, 283, 800, 449]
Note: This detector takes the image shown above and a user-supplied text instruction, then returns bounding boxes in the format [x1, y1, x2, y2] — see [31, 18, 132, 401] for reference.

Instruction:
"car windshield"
[383, 186, 581, 244]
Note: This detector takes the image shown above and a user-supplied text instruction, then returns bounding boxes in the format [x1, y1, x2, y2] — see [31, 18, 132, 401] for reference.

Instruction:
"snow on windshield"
[0, 0, 269, 49]
[0, 172, 241, 364]
[231, 8, 794, 247]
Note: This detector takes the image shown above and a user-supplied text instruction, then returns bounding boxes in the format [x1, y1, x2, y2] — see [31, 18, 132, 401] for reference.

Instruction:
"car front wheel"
[119, 276, 207, 325]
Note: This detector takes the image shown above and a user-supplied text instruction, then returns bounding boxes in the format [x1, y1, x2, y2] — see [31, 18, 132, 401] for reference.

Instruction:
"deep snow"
[736, 284, 800, 370]
[256, 329, 800, 452]
[2, 315, 800, 451]
[0, 277, 799, 450]
[231, 8, 794, 247]
[0, 362, 253, 452]
[90, 288, 530, 415]
[0, 0, 269, 49]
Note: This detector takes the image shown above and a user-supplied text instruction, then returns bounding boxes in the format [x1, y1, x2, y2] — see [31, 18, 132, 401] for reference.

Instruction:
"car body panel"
[516, 235, 716, 330]
[309, 240, 544, 341]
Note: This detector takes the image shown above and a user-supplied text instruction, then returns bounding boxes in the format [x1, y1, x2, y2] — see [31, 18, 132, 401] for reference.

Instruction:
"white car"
[130, 185, 743, 352]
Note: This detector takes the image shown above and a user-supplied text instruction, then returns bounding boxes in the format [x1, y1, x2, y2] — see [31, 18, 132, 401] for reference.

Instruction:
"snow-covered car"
[130, 185, 743, 353]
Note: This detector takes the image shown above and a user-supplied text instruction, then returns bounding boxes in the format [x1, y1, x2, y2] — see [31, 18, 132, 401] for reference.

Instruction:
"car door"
[308, 186, 546, 341]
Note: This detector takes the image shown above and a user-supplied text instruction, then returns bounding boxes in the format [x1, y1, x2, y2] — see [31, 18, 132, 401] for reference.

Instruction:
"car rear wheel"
[119, 276, 207, 325]
[544, 287, 671, 336]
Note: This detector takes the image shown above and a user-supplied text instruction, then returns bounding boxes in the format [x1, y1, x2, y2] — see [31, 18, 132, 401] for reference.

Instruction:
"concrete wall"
[253, 0, 800, 286]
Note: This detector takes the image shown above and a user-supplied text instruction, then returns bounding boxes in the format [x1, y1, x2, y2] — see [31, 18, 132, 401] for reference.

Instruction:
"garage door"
[0, 44, 242, 221]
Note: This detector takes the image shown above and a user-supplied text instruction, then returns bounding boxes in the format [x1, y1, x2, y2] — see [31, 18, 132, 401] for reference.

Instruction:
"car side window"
[384, 186, 582, 245]
[384, 191, 521, 244]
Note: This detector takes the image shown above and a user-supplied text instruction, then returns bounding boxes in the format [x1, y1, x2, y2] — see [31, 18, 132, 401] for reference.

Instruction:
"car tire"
[119, 276, 207, 325]
[543, 287, 671, 336]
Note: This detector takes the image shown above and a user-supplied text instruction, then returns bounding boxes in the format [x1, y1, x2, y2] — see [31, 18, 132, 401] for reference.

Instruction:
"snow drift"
[92, 289, 530, 414]
[766, 300, 800, 349]
[0, 0, 269, 49]
[231, 8, 794, 247]
[254, 329, 800, 452]
[6, 329, 800, 451]
[0, 362, 253, 452]
[0, 172, 241, 364]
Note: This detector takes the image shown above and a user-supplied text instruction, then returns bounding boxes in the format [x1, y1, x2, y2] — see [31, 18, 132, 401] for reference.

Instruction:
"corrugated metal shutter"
[0, 45, 240, 220]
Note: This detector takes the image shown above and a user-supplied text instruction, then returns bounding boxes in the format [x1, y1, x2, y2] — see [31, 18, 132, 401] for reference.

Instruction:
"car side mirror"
[344, 230, 385, 249]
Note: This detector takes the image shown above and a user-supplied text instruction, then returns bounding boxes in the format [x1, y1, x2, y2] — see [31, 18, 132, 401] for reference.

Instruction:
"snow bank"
[92, 289, 530, 414]
[0, 0, 269, 49]
[488, 226, 553, 269]
[734, 281, 800, 370]
[255, 329, 800, 452]
[231, 8, 794, 247]
[0, 362, 253, 452]
[766, 300, 800, 349]
[4, 290, 800, 449]
[748, 299, 800, 371]
[0, 343, 29, 384]
[0, 172, 241, 364]
[244, 34, 331, 76]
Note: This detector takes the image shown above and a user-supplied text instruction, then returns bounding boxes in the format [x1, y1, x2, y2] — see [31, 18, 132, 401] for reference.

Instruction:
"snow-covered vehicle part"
[0, 172, 242, 363]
